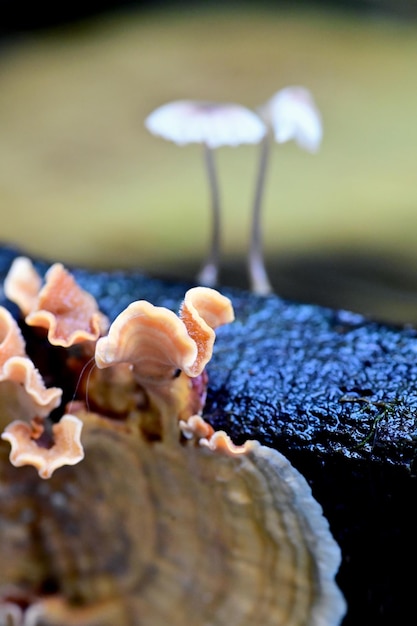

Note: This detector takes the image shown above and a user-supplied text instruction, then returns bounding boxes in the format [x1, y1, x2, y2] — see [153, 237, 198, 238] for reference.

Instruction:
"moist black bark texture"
[1, 244, 416, 626]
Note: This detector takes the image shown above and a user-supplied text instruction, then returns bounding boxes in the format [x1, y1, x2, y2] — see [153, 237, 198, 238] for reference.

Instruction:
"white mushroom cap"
[261, 86, 322, 152]
[144, 100, 267, 149]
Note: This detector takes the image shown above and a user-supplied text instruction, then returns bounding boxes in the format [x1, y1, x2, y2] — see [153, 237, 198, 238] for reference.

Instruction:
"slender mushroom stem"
[248, 132, 273, 295]
[197, 143, 221, 287]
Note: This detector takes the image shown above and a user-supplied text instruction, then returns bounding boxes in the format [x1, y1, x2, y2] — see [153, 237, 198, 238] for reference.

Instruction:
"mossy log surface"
[1, 245, 416, 626]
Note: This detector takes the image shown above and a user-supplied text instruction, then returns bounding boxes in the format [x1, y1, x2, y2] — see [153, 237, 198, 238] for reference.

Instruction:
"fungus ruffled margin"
[0, 307, 62, 422]
[4, 256, 109, 347]
[0, 257, 346, 626]
[0, 256, 111, 478]
[94, 286, 234, 442]
[2, 414, 84, 480]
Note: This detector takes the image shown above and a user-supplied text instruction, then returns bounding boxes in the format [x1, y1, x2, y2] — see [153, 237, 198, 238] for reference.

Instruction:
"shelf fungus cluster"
[0, 257, 346, 626]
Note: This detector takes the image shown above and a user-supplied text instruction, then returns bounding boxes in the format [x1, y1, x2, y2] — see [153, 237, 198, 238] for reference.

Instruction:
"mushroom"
[248, 86, 323, 295]
[144, 100, 266, 286]
[4, 256, 109, 347]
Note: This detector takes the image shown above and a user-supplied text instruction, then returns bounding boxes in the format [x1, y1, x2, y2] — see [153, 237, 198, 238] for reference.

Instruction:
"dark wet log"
[1, 244, 415, 626]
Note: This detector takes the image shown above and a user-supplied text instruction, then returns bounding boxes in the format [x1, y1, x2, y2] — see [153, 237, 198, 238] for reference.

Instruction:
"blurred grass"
[0, 5, 417, 320]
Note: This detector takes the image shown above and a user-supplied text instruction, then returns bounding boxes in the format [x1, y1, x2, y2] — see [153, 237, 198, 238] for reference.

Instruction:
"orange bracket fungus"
[2, 414, 84, 480]
[0, 257, 346, 625]
[145, 100, 266, 288]
[4, 256, 109, 347]
[94, 286, 235, 442]
[249, 86, 322, 295]
[0, 306, 61, 421]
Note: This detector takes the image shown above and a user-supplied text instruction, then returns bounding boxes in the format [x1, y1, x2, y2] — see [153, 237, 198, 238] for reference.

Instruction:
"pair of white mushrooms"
[144, 87, 322, 295]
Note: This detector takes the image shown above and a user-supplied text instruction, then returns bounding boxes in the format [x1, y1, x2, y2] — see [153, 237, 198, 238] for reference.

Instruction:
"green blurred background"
[1, 1, 417, 323]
